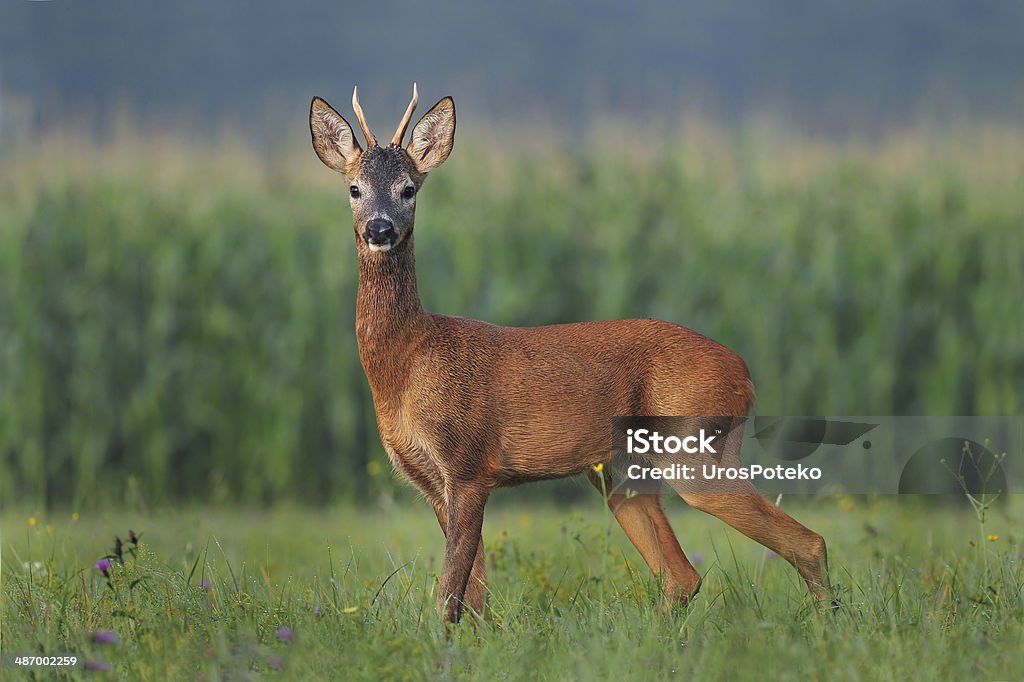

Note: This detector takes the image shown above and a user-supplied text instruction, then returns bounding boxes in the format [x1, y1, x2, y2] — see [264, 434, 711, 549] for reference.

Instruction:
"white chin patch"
[367, 242, 392, 253]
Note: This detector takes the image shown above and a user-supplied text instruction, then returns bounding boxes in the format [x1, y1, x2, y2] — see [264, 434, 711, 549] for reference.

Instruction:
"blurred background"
[1, 1, 1022, 510]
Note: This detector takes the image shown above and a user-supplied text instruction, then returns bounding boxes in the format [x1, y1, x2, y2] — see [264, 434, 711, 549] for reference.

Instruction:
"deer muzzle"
[364, 218, 397, 251]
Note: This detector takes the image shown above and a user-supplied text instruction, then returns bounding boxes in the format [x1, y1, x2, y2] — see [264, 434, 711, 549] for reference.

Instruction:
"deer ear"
[407, 96, 455, 174]
[310, 97, 362, 175]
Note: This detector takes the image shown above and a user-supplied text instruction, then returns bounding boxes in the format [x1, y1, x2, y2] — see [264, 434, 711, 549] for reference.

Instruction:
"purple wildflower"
[91, 630, 120, 645]
[275, 626, 293, 643]
[201, 579, 212, 592]
[85, 660, 112, 672]
[691, 553, 705, 566]
[313, 605, 321, 616]
[95, 559, 112, 578]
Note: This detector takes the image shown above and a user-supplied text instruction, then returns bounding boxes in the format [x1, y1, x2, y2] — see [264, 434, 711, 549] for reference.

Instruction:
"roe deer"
[309, 84, 833, 624]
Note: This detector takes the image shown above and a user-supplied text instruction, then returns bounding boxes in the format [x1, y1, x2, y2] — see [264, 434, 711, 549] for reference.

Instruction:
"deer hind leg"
[681, 491, 831, 600]
[674, 422, 832, 600]
[587, 470, 702, 608]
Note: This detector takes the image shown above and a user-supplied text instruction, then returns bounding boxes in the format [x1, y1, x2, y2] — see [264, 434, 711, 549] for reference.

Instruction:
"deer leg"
[432, 500, 487, 617]
[587, 470, 702, 607]
[669, 418, 832, 601]
[679, 421, 831, 598]
[439, 484, 490, 624]
[680, 490, 832, 600]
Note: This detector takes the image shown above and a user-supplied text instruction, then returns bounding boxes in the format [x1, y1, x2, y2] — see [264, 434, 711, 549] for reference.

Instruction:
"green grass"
[1, 121, 1022, 678]
[3, 495, 1022, 680]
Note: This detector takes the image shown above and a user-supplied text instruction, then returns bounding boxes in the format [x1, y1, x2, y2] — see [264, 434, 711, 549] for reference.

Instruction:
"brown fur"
[310, 88, 833, 624]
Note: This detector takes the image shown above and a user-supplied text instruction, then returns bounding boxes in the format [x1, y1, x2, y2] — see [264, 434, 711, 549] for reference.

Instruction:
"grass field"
[2, 121, 1022, 679]
[3, 494, 1022, 680]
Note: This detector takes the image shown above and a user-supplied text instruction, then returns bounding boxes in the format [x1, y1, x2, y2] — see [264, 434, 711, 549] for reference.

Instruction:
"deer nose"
[364, 218, 396, 246]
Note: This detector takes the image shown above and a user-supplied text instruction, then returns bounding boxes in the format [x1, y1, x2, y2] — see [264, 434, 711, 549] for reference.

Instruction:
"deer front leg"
[439, 484, 490, 624]
[432, 500, 488, 617]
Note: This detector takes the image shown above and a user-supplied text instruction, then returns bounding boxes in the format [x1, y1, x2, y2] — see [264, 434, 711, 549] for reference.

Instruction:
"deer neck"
[355, 234, 428, 399]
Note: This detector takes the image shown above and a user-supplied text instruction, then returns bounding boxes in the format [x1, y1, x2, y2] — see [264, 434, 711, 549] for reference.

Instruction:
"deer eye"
[402, 185, 416, 200]
[349, 186, 361, 198]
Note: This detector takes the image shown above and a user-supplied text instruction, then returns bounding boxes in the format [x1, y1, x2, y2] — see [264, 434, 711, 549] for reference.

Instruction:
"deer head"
[309, 84, 456, 253]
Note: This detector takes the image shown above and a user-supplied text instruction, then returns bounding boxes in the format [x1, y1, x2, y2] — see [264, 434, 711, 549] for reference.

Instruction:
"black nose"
[364, 218, 396, 245]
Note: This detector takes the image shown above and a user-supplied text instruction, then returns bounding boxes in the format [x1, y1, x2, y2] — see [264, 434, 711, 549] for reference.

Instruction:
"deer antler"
[391, 82, 419, 147]
[352, 85, 377, 147]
